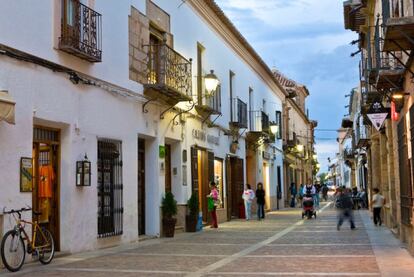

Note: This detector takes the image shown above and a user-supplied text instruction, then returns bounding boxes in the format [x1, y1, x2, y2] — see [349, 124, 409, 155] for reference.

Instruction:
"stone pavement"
[2, 202, 414, 276]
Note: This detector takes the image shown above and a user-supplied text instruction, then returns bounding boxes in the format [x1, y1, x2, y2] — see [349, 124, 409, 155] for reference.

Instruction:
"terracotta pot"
[162, 217, 177, 237]
[185, 214, 197, 232]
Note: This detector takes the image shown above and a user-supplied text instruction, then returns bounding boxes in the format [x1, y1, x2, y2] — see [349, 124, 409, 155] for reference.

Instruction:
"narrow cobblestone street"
[2, 202, 414, 277]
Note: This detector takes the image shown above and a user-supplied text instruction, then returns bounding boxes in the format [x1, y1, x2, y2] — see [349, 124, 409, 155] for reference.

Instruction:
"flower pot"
[185, 214, 197, 232]
[162, 217, 177, 237]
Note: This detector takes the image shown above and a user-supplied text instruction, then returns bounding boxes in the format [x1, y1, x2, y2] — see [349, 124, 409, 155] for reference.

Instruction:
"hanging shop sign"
[367, 101, 388, 131]
[20, 157, 33, 192]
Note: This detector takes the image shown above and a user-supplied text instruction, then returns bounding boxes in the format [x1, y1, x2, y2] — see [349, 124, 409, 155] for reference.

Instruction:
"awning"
[0, 90, 15, 124]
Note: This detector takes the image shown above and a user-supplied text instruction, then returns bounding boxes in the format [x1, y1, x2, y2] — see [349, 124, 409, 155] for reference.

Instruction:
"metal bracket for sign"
[236, 128, 247, 142]
[160, 104, 176, 120]
[208, 113, 222, 127]
[142, 99, 155, 114]
[172, 101, 195, 125]
[201, 111, 214, 124]
[387, 51, 414, 77]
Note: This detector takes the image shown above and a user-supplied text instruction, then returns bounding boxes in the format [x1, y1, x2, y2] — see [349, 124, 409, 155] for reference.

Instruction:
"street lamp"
[204, 70, 219, 94]
[269, 122, 279, 134]
[312, 154, 317, 160]
[296, 144, 304, 152]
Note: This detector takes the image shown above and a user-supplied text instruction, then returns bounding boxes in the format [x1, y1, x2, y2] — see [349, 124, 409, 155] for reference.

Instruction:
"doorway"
[263, 163, 270, 210]
[191, 147, 214, 223]
[165, 144, 172, 193]
[138, 138, 145, 235]
[32, 127, 60, 251]
[226, 157, 244, 219]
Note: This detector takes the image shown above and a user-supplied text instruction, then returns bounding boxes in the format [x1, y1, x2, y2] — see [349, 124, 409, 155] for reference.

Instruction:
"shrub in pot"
[186, 193, 199, 232]
[161, 192, 177, 237]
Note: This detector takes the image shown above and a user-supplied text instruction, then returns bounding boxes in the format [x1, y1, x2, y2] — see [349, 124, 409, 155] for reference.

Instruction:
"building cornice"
[186, 0, 287, 101]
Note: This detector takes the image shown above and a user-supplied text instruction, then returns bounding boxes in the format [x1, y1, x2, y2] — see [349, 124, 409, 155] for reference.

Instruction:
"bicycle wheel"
[1, 230, 26, 272]
[37, 228, 55, 264]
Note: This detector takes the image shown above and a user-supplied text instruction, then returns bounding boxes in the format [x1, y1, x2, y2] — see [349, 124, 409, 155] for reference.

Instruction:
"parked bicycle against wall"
[1, 207, 55, 272]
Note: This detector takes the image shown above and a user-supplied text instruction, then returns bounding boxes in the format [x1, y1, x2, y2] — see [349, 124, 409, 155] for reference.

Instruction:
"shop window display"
[214, 159, 224, 208]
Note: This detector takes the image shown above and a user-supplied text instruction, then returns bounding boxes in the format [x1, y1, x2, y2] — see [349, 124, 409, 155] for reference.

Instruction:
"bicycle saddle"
[33, 211, 42, 216]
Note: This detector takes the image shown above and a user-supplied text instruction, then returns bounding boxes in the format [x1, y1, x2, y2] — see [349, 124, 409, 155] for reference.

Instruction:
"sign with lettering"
[192, 129, 219, 145]
[367, 101, 388, 131]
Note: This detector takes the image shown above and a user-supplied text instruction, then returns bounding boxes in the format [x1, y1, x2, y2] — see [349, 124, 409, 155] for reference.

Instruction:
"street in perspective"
[1, 0, 414, 276]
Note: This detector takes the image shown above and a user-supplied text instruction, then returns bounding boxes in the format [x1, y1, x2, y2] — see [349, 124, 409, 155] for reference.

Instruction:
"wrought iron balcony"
[195, 85, 221, 116]
[373, 22, 405, 90]
[343, 0, 366, 32]
[247, 111, 270, 143]
[343, 148, 355, 160]
[230, 98, 248, 129]
[59, 0, 102, 62]
[382, 0, 414, 51]
[249, 111, 269, 133]
[355, 116, 369, 148]
[143, 43, 192, 105]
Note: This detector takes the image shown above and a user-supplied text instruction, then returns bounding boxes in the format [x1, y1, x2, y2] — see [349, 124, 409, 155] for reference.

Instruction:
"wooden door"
[62, 0, 80, 42]
[138, 139, 146, 235]
[226, 157, 232, 220]
[230, 157, 244, 218]
[165, 144, 171, 193]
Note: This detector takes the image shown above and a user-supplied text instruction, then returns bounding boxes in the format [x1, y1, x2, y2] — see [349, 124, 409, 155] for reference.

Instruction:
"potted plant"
[161, 191, 177, 237]
[186, 193, 199, 232]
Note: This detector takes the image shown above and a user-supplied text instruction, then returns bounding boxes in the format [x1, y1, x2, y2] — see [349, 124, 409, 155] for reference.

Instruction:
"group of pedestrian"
[335, 186, 385, 230]
[290, 181, 320, 209]
[207, 182, 267, 228]
[242, 183, 266, 221]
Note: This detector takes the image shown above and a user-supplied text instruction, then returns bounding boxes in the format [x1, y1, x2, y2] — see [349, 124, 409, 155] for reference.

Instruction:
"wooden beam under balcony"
[383, 16, 414, 51]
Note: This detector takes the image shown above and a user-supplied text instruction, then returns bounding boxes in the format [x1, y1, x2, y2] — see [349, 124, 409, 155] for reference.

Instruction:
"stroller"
[302, 194, 317, 219]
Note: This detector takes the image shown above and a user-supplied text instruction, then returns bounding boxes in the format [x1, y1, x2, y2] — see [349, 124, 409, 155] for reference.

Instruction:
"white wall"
[0, 0, 286, 252]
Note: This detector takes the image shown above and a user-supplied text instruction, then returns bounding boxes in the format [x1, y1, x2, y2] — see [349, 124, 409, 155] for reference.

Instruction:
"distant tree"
[318, 172, 328, 184]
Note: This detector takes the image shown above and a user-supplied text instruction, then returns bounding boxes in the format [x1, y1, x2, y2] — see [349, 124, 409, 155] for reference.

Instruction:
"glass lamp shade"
[296, 144, 304, 152]
[316, 163, 321, 168]
[205, 70, 219, 94]
[312, 154, 318, 160]
[270, 124, 279, 134]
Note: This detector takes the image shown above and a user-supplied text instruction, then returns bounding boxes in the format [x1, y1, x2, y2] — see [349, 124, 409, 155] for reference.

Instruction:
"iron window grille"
[97, 139, 123, 237]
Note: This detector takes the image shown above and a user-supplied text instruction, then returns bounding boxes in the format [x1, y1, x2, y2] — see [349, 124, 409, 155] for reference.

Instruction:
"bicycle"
[1, 207, 55, 272]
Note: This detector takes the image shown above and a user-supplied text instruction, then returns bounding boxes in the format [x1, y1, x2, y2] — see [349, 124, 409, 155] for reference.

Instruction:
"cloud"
[217, 0, 343, 28]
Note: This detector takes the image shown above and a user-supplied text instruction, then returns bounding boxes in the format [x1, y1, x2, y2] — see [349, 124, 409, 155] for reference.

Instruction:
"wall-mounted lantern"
[204, 70, 219, 95]
[269, 122, 279, 135]
[296, 144, 304, 152]
[76, 154, 91, 186]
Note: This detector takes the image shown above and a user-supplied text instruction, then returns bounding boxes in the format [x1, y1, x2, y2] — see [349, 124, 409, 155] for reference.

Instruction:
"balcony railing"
[230, 98, 248, 129]
[249, 111, 269, 133]
[196, 85, 221, 115]
[144, 43, 192, 102]
[343, 148, 354, 159]
[382, 0, 414, 51]
[59, 0, 102, 62]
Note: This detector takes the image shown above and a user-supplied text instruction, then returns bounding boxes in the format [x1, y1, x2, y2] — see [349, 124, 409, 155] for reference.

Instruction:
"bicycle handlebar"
[3, 207, 32, 215]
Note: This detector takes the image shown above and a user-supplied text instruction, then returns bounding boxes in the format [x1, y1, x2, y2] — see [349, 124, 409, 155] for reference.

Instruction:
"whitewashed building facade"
[0, 0, 287, 253]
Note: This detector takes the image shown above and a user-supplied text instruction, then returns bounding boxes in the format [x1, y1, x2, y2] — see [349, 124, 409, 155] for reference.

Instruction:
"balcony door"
[62, 0, 80, 44]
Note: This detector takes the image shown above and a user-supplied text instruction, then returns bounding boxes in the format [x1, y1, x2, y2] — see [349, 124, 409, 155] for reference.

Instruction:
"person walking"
[256, 183, 265, 220]
[336, 187, 356, 230]
[322, 184, 329, 201]
[242, 184, 255, 220]
[314, 183, 321, 208]
[372, 188, 385, 226]
[298, 184, 304, 208]
[290, 183, 297, 207]
[207, 182, 219, 228]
